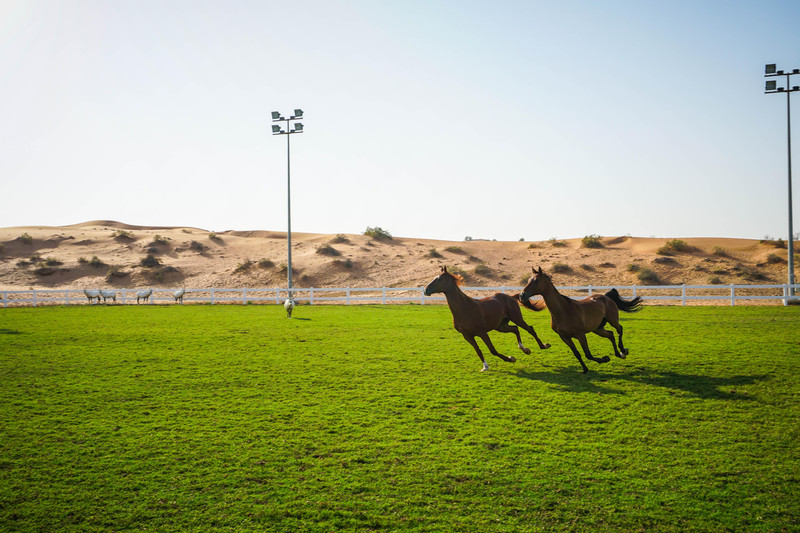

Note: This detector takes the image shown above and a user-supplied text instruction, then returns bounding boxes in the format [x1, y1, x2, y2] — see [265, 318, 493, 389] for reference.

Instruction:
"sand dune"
[0, 221, 795, 291]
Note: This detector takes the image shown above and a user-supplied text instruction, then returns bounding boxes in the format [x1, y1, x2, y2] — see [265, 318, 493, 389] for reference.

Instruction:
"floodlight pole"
[272, 110, 304, 310]
[765, 66, 799, 299]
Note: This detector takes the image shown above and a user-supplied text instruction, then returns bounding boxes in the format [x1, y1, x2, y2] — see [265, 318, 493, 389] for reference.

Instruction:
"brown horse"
[519, 266, 642, 373]
[424, 266, 550, 371]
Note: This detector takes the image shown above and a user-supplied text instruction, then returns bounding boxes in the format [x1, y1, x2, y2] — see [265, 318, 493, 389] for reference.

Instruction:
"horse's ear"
[441, 266, 447, 274]
[537, 266, 543, 274]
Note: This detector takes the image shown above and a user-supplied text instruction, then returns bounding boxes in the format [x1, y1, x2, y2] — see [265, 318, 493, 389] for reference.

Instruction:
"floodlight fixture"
[766, 64, 777, 74]
[271, 111, 282, 120]
[767, 80, 777, 91]
[293, 123, 304, 132]
[293, 109, 303, 118]
[272, 124, 283, 134]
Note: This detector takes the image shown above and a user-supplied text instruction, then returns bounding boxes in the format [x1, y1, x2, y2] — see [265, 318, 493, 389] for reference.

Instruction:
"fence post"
[382, 288, 386, 304]
[420, 288, 425, 305]
[730, 284, 735, 306]
[210, 289, 215, 305]
[588, 285, 593, 296]
[242, 288, 247, 305]
[783, 285, 788, 307]
[681, 285, 686, 306]
[346, 288, 351, 305]
[33, 290, 37, 307]
[310, 288, 315, 305]
[65, 290, 69, 305]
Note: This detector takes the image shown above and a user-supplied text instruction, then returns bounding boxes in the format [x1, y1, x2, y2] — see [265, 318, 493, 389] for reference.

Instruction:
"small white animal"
[174, 288, 186, 304]
[100, 289, 116, 303]
[84, 289, 101, 303]
[136, 289, 153, 304]
[284, 298, 295, 318]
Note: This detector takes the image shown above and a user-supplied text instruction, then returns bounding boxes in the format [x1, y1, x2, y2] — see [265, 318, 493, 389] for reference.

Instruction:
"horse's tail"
[605, 288, 643, 312]
[514, 293, 547, 312]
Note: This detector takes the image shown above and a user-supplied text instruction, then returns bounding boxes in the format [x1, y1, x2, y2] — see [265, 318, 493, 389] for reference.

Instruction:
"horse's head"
[424, 266, 463, 296]
[521, 266, 551, 300]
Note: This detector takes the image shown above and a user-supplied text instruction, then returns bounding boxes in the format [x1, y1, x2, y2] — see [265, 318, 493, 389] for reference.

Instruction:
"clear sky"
[1, 0, 799, 242]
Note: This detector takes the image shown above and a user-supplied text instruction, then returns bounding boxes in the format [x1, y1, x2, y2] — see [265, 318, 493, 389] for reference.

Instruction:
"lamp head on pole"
[293, 109, 303, 118]
[765, 64, 777, 75]
[271, 111, 282, 120]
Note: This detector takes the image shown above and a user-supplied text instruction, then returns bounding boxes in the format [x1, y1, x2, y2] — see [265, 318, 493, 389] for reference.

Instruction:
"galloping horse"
[424, 266, 550, 371]
[519, 266, 642, 373]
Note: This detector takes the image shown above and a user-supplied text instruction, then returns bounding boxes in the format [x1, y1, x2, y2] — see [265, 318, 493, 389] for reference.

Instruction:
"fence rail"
[2, 284, 800, 308]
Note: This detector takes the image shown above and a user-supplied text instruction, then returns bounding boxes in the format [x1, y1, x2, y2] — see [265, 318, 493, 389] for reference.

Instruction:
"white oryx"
[84, 289, 101, 303]
[174, 288, 186, 303]
[136, 289, 153, 304]
[100, 289, 117, 303]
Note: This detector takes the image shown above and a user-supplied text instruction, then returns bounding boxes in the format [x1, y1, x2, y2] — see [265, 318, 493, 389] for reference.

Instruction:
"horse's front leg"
[462, 334, 490, 371]
[479, 334, 516, 364]
[495, 321, 530, 355]
[560, 335, 590, 374]
[576, 334, 611, 365]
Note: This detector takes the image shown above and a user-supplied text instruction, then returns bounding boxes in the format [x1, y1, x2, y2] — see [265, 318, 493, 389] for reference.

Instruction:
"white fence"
[2, 284, 800, 307]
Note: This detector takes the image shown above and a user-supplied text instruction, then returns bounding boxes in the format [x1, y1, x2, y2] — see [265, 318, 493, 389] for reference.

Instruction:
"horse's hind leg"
[462, 334, 490, 371]
[495, 319, 530, 355]
[592, 326, 624, 359]
[507, 305, 551, 349]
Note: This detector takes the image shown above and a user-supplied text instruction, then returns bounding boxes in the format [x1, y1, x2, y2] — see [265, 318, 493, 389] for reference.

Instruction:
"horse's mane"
[445, 270, 465, 286]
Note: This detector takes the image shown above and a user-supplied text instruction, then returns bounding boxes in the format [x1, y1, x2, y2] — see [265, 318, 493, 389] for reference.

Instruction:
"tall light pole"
[272, 109, 304, 315]
[765, 64, 799, 299]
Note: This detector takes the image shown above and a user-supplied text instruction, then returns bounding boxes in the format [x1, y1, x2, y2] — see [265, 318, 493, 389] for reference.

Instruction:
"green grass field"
[1, 304, 799, 532]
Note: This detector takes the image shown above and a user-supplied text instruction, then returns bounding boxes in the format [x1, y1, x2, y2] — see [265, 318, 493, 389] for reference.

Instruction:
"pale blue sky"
[1, 0, 799, 241]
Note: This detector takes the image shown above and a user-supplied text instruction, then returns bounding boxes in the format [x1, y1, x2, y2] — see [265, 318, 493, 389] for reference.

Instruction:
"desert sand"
[0, 221, 795, 292]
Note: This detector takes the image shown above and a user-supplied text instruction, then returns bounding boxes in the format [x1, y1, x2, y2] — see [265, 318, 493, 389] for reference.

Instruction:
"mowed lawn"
[1, 304, 799, 532]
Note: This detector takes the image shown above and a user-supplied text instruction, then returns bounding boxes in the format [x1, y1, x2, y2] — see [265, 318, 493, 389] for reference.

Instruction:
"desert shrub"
[444, 246, 464, 254]
[637, 268, 660, 284]
[34, 266, 57, 276]
[760, 236, 786, 248]
[658, 239, 691, 255]
[709, 276, 724, 285]
[767, 253, 784, 264]
[549, 238, 566, 247]
[464, 236, 473, 241]
[712, 246, 729, 257]
[78, 257, 88, 264]
[140, 254, 161, 268]
[343, 259, 354, 269]
[527, 243, 540, 249]
[580, 264, 594, 271]
[552, 262, 571, 273]
[653, 256, 677, 264]
[426, 249, 443, 259]
[519, 275, 531, 285]
[316, 245, 341, 257]
[331, 234, 349, 244]
[151, 234, 168, 245]
[18, 233, 33, 245]
[581, 234, 603, 248]
[89, 256, 105, 267]
[519, 238, 525, 242]
[43, 257, 62, 267]
[258, 259, 275, 269]
[106, 266, 129, 280]
[738, 266, 767, 281]
[189, 240, 207, 252]
[599, 262, 616, 268]
[208, 233, 222, 242]
[113, 229, 133, 240]
[364, 226, 392, 240]
[473, 263, 492, 277]
[234, 260, 254, 273]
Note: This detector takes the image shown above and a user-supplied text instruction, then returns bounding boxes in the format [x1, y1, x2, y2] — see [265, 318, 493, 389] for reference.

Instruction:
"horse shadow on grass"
[511, 365, 770, 401]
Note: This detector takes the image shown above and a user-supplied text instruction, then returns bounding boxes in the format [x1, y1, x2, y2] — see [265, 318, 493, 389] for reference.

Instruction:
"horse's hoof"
[507, 356, 517, 363]
[621, 348, 629, 356]
[617, 352, 627, 359]
[600, 356, 611, 363]
[541, 343, 551, 350]
[522, 347, 531, 355]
